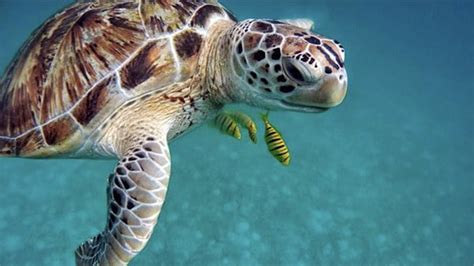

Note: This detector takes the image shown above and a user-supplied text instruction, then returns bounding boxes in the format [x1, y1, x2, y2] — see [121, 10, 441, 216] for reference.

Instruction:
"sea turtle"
[0, 0, 347, 264]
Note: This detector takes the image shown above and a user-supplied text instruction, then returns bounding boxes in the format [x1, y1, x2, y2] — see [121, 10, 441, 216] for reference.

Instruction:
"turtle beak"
[286, 68, 348, 108]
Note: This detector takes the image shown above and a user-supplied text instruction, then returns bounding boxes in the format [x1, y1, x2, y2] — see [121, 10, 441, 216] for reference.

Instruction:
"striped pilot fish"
[214, 112, 241, 140]
[261, 112, 291, 166]
[231, 112, 258, 143]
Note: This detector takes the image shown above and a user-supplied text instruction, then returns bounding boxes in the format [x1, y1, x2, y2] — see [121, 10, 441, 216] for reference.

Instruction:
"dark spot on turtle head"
[325, 66, 333, 74]
[334, 40, 340, 44]
[127, 200, 135, 209]
[237, 42, 243, 54]
[260, 78, 269, 85]
[253, 50, 266, 61]
[241, 56, 248, 66]
[280, 85, 296, 93]
[251, 21, 273, 33]
[263, 34, 283, 49]
[247, 77, 254, 85]
[301, 54, 310, 63]
[274, 64, 282, 72]
[250, 71, 258, 79]
[263, 88, 272, 93]
[305, 36, 321, 45]
[277, 75, 287, 83]
[271, 48, 281, 60]
[260, 64, 270, 73]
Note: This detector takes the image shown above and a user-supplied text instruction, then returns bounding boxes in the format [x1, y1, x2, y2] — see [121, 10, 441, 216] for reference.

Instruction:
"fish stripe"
[265, 130, 278, 138]
[215, 112, 241, 140]
[271, 145, 287, 152]
[230, 112, 257, 143]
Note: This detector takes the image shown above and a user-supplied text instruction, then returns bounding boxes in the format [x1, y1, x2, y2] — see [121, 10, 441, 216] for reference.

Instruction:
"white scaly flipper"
[75, 135, 171, 265]
[281, 18, 315, 30]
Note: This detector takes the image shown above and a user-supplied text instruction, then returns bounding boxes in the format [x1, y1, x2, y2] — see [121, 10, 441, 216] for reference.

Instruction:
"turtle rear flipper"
[75, 135, 171, 265]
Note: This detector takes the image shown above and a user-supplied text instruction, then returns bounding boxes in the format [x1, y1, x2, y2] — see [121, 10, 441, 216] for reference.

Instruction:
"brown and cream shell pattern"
[0, 0, 236, 157]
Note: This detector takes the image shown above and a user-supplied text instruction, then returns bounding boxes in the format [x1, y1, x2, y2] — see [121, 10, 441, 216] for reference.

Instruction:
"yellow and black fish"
[231, 112, 258, 143]
[214, 112, 241, 140]
[262, 112, 291, 166]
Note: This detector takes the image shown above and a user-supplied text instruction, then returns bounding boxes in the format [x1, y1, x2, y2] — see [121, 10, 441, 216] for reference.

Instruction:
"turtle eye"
[282, 57, 318, 84]
[283, 60, 305, 83]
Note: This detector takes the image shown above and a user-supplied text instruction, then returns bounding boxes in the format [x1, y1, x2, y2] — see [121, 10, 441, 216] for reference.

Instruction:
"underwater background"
[0, 0, 472, 265]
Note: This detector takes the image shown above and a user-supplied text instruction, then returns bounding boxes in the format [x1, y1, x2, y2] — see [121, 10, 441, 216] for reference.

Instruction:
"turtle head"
[228, 19, 347, 112]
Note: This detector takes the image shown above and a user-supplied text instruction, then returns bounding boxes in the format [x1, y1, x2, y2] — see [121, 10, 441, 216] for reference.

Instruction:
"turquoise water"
[0, 0, 473, 265]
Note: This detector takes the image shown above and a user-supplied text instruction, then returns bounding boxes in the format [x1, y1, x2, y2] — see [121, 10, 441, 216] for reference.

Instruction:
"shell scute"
[119, 39, 176, 95]
[0, 2, 146, 138]
[71, 75, 123, 127]
[38, 3, 146, 123]
[189, 4, 226, 28]
[140, 0, 216, 36]
[15, 128, 48, 157]
[173, 29, 204, 78]
[0, 0, 237, 157]
[42, 115, 80, 146]
[174, 29, 203, 59]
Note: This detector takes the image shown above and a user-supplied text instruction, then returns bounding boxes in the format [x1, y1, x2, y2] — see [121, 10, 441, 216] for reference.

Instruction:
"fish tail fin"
[260, 110, 270, 121]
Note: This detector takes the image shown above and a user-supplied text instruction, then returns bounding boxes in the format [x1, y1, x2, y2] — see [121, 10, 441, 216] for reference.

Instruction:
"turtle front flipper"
[75, 135, 171, 265]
